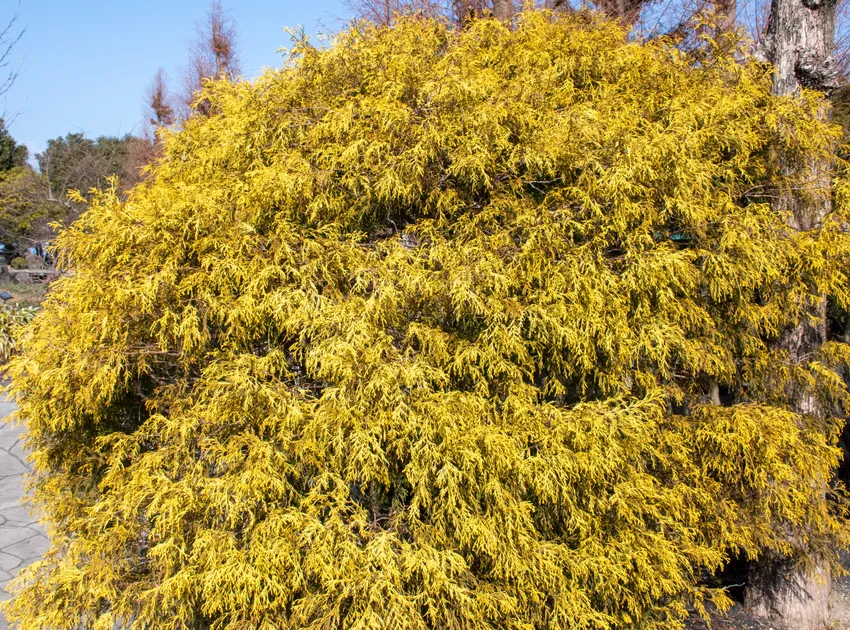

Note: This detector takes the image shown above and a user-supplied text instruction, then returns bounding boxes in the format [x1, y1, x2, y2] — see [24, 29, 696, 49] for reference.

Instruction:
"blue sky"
[3, 0, 352, 160]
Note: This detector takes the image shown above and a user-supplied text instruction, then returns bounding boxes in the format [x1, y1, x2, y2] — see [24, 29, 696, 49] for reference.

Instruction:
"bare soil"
[0, 282, 48, 308]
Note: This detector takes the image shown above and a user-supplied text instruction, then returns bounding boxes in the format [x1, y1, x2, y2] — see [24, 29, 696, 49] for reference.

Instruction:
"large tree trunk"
[747, 554, 830, 628]
[744, 0, 837, 627]
[762, 0, 836, 96]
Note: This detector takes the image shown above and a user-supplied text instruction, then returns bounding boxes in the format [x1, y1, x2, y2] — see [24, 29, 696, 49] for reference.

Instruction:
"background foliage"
[36, 133, 151, 210]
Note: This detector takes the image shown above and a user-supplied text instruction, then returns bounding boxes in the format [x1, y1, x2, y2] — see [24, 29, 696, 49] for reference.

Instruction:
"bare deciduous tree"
[596, 0, 646, 22]
[345, 0, 519, 26]
[0, 3, 24, 117]
[181, 1, 240, 117]
[146, 68, 174, 129]
[834, 0, 850, 80]
[36, 134, 150, 213]
[343, 0, 446, 25]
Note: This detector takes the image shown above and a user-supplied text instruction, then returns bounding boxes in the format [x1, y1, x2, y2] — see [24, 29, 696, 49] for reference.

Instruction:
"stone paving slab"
[0, 402, 47, 627]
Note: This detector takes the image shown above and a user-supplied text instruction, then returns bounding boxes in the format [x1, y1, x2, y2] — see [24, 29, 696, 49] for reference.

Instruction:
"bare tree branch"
[0, 2, 24, 120]
[343, 0, 451, 25]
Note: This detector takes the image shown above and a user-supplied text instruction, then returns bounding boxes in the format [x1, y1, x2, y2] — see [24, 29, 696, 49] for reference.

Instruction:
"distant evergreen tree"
[0, 119, 27, 172]
[36, 133, 149, 211]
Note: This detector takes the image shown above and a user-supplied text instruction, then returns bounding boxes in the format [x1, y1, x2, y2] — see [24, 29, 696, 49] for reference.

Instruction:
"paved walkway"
[0, 400, 49, 629]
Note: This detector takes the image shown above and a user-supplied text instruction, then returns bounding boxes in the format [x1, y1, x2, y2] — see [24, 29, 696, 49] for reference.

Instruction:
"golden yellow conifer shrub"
[6, 10, 850, 630]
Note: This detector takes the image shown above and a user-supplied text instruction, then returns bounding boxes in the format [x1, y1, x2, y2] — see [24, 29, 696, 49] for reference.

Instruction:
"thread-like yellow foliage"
[0, 304, 36, 363]
[6, 10, 850, 630]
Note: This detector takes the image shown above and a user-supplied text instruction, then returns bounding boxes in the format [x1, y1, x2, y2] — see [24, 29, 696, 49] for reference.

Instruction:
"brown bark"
[715, 0, 736, 37]
[762, 0, 836, 96]
[709, 381, 721, 406]
[492, 0, 514, 21]
[744, 0, 837, 627]
[747, 554, 830, 628]
[0, 7, 23, 101]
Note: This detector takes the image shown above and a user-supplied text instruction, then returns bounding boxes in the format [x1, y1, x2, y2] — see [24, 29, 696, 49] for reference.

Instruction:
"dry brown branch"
[180, 1, 240, 117]
[146, 68, 175, 128]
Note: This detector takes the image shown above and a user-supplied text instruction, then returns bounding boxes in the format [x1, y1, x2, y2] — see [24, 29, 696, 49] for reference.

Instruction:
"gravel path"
[0, 400, 49, 630]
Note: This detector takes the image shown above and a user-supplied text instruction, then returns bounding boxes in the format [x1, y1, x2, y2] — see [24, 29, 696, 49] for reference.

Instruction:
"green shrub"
[5, 10, 850, 630]
[9, 256, 26, 270]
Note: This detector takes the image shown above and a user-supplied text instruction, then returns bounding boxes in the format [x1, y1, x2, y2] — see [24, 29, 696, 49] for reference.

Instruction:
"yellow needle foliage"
[6, 10, 850, 630]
